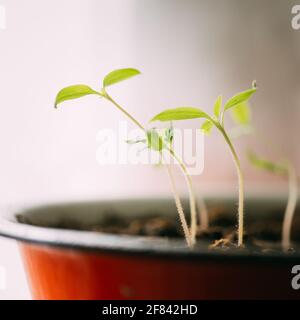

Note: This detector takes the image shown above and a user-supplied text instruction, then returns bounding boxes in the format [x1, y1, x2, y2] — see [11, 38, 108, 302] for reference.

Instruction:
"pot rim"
[0, 198, 299, 262]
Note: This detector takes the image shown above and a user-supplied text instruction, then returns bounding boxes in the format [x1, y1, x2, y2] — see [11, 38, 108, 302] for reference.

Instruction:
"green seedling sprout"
[54, 68, 208, 247]
[150, 83, 257, 247]
[248, 152, 298, 251]
[227, 97, 298, 251]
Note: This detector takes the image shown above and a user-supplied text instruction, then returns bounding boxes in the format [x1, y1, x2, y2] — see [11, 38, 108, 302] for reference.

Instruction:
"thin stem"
[196, 194, 209, 231]
[167, 147, 199, 245]
[102, 91, 195, 246]
[104, 93, 145, 131]
[220, 111, 225, 128]
[168, 126, 208, 231]
[282, 164, 298, 251]
[216, 123, 244, 246]
[163, 157, 192, 247]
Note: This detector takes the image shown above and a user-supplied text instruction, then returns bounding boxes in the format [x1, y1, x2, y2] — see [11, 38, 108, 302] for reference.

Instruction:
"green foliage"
[213, 95, 222, 118]
[103, 68, 140, 87]
[201, 120, 214, 135]
[150, 107, 211, 122]
[125, 138, 146, 145]
[224, 87, 257, 111]
[146, 129, 164, 151]
[163, 124, 174, 145]
[150, 83, 256, 128]
[54, 67, 205, 247]
[126, 129, 166, 153]
[55, 85, 99, 108]
[248, 151, 288, 175]
[150, 82, 257, 247]
[54, 68, 258, 247]
[55, 68, 141, 108]
[231, 101, 251, 125]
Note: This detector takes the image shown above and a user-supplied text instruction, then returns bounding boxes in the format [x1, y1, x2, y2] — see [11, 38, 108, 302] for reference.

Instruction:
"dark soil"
[17, 205, 300, 251]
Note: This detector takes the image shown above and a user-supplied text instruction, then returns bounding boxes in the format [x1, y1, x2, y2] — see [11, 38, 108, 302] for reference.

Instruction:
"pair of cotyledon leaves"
[150, 85, 256, 134]
[55, 68, 141, 107]
[55, 68, 171, 152]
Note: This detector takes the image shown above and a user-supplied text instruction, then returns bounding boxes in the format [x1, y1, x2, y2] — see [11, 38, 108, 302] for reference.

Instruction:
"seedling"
[248, 151, 298, 251]
[227, 96, 298, 251]
[150, 83, 257, 246]
[54, 68, 208, 247]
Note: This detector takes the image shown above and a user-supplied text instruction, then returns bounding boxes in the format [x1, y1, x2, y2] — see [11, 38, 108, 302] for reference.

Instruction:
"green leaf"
[224, 87, 257, 111]
[231, 101, 251, 125]
[247, 151, 288, 175]
[146, 129, 164, 151]
[55, 85, 99, 108]
[213, 95, 222, 118]
[150, 107, 211, 122]
[163, 125, 174, 145]
[201, 120, 214, 135]
[103, 68, 141, 87]
[125, 139, 146, 145]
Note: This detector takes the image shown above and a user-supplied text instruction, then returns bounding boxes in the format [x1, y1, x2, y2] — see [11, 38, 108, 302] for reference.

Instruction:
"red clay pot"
[0, 199, 299, 299]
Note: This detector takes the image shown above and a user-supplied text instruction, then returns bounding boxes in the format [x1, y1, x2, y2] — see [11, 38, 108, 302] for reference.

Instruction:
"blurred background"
[0, 0, 299, 299]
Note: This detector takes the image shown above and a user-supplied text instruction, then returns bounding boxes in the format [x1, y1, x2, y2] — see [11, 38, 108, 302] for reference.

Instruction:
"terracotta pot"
[0, 199, 299, 300]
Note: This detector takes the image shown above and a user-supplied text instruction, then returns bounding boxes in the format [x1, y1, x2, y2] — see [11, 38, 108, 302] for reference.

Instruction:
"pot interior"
[0, 197, 300, 259]
[15, 197, 289, 227]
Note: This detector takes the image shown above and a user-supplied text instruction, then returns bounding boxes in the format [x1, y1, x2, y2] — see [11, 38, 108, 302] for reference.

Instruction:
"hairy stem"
[167, 147, 198, 245]
[163, 158, 192, 247]
[103, 91, 195, 246]
[282, 164, 298, 251]
[217, 123, 244, 246]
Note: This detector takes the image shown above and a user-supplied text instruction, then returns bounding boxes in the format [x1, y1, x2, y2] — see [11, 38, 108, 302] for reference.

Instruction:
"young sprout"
[227, 94, 298, 251]
[248, 151, 298, 251]
[148, 126, 209, 240]
[54, 68, 207, 247]
[150, 83, 257, 247]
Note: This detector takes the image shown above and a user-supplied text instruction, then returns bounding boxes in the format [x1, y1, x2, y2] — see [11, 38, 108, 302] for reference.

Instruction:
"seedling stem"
[282, 164, 298, 250]
[104, 91, 202, 246]
[54, 68, 211, 247]
[150, 83, 257, 247]
[216, 123, 244, 246]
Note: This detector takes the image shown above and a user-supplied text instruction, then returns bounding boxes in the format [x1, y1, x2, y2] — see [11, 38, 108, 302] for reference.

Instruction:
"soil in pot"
[16, 205, 300, 253]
